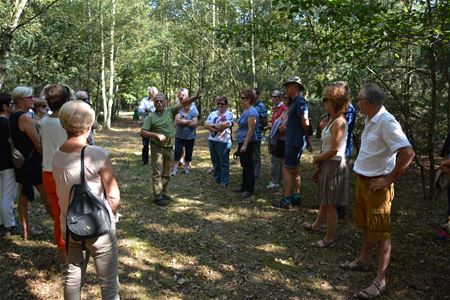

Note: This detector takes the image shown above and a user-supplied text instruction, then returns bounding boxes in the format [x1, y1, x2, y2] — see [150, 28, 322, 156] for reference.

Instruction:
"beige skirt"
[316, 159, 349, 206]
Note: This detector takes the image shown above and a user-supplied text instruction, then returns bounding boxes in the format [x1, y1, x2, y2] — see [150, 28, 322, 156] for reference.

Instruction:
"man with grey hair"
[339, 83, 414, 298]
[266, 89, 287, 189]
[138, 86, 158, 165]
[140, 91, 202, 206]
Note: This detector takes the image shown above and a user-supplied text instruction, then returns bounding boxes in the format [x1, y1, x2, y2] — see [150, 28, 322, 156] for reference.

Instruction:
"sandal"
[311, 239, 335, 248]
[356, 280, 386, 299]
[339, 258, 371, 272]
[303, 223, 321, 233]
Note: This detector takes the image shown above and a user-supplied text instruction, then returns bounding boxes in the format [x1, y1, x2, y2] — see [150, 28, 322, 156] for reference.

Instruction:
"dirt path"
[1, 116, 449, 299]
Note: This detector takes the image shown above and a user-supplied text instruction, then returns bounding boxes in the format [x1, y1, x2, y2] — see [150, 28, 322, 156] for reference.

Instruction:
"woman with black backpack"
[52, 100, 120, 299]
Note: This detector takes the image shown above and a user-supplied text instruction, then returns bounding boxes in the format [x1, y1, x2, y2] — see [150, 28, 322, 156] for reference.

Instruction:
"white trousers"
[0, 168, 17, 227]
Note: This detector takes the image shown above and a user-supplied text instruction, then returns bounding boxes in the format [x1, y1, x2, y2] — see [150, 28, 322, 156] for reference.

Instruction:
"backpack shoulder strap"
[80, 145, 88, 184]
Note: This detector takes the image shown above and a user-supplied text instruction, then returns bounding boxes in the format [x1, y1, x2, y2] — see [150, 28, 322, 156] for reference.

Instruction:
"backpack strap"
[80, 145, 88, 185]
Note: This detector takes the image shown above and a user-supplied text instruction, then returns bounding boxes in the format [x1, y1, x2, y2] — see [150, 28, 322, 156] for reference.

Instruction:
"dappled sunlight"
[255, 243, 288, 254]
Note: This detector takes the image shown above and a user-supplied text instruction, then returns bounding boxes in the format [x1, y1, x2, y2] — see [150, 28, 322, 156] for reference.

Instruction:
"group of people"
[0, 85, 120, 299]
[136, 78, 417, 299]
[0, 76, 426, 299]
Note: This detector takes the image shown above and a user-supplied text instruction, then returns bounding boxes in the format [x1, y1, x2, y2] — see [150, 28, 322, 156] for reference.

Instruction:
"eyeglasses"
[271, 95, 279, 98]
[216, 102, 226, 106]
[24, 96, 33, 100]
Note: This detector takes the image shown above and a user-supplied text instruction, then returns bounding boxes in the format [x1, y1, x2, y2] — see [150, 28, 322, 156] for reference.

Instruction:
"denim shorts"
[284, 145, 303, 168]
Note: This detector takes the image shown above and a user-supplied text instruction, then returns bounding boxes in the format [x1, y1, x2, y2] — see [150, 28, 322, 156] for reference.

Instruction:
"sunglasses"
[216, 102, 226, 106]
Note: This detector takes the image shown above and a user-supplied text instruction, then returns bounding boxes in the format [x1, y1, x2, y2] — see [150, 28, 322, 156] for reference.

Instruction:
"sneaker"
[182, 168, 190, 174]
[435, 229, 450, 241]
[207, 167, 215, 174]
[242, 192, 253, 198]
[266, 182, 280, 189]
[155, 195, 170, 206]
[170, 169, 177, 176]
[5, 226, 21, 236]
[292, 193, 302, 207]
[272, 197, 293, 209]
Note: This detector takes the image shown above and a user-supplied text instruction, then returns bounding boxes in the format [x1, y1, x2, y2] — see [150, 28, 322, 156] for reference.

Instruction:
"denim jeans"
[174, 138, 195, 162]
[208, 140, 231, 185]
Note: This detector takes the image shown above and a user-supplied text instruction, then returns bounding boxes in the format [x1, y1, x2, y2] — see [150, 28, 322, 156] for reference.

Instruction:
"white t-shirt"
[353, 106, 411, 177]
[138, 97, 155, 115]
[40, 116, 67, 172]
[205, 109, 234, 144]
[52, 146, 115, 234]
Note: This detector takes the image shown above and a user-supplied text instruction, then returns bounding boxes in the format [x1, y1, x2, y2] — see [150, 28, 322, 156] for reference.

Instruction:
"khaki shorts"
[354, 175, 394, 242]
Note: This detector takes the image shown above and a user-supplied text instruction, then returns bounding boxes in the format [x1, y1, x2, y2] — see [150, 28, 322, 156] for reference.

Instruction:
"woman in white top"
[40, 84, 70, 265]
[52, 100, 120, 299]
[304, 82, 350, 248]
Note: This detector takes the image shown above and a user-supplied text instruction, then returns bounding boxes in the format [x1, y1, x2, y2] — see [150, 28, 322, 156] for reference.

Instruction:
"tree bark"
[100, 0, 108, 126]
[0, 0, 28, 89]
[107, 0, 116, 129]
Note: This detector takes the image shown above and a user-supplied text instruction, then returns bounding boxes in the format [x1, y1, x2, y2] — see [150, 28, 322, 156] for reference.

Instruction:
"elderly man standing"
[266, 90, 287, 189]
[140, 92, 202, 206]
[138, 86, 158, 165]
[272, 77, 311, 209]
[339, 83, 414, 299]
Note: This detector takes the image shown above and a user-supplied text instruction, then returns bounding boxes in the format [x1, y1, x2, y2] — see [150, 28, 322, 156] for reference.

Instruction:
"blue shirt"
[175, 108, 198, 140]
[237, 107, 259, 143]
[285, 95, 309, 148]
[254, 100, 268, 140]
[344, 103, 356, 159]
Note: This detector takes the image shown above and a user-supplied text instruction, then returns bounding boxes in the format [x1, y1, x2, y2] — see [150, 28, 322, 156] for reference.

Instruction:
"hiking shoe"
[242, 192, 253, 198]
[155, 194, 170, 206]
[272, 198, 293, 209]
[266, 182, 280, 189]
[5, 226, 21, 236]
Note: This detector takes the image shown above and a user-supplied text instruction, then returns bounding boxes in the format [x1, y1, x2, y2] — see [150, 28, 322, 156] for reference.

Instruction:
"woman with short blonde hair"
[53, 99, 120, 298]
[59, 100, 95, 137]
[9, 86, 52, 239]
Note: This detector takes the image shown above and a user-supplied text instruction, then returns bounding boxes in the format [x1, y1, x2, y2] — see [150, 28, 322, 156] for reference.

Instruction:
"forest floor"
[1, 113, 449, 300]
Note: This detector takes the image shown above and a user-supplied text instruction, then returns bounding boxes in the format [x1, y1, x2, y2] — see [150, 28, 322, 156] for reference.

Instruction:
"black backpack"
[66, 146, 111, 252]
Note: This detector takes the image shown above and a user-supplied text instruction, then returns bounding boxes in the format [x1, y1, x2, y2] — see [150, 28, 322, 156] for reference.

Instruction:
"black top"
[440, 133, 450, 158]
[9, 111, 35, 158]
[0, 116, 13, 170]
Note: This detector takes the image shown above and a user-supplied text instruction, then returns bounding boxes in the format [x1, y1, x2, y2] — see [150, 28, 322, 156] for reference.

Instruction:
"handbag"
[435, 169, 450, 191]
[66, 146, 111, 251]
[8, 120, 34, 168]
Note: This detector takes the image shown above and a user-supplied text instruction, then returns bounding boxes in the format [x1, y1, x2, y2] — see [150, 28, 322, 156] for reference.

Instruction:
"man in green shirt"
[140, 92, 202, 206]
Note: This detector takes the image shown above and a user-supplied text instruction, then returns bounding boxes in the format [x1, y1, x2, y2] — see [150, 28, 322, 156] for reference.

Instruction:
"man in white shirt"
[139, 86, 157, 165]
[340, 83, 415, 298]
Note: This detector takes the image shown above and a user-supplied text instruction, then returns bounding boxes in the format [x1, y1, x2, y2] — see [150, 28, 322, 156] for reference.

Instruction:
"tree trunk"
[0, 0, 28, 89]
[100, 0, 108, 126]
[87, 0, 94, 97]
[426, 0, 437, 200]
[107, 0, 116, 129]
[250, 0, 256, 87]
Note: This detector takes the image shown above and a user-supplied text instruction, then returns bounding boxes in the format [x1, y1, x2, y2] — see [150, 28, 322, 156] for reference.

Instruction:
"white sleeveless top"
[321, 117, 348, 161]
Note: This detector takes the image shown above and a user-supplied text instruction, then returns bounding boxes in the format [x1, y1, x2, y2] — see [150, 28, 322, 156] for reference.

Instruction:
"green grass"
[1, 115, 449, 299]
